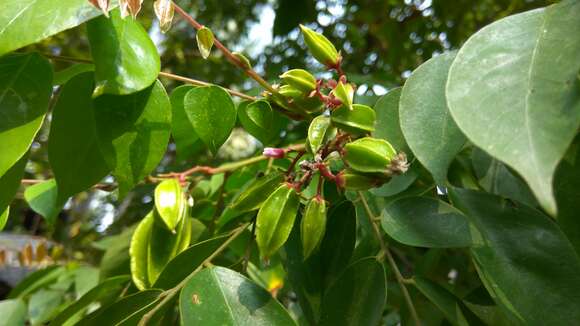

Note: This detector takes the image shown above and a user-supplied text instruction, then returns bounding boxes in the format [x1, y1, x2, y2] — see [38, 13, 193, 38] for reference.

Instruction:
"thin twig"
[357, 191, 421, 326]
[20, 179, 116, 191]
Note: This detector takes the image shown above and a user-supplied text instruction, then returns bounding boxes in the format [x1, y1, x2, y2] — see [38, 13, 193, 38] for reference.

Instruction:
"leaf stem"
[357, 191, 421, 326]
[138, 222, 250, 326]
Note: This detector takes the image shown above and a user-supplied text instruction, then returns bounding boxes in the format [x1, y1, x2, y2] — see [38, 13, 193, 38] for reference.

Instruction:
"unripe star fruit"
[343, 137, 397, 174]
[299, 24, 341, 68]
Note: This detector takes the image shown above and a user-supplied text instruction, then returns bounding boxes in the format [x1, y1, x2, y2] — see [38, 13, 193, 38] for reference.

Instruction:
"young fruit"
[331, 80, 354, 110]
[280, 69, 317, 93]
[343, 137, 397, 173]
[299, 24, 340, 68]
[230, 172, 285, 213]
[256, 183, 301, 259]
[307, 115, 336, 154]
[331, 104, 376, 135]
[196, 26, 214, 59]
[154, 178, 187, 232]
[301, 196, 327, 259]
[335, 169, 383, 190]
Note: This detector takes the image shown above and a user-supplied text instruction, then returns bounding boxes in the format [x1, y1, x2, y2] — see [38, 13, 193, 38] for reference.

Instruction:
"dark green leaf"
[8, 266, 64, 299]
[53, 63, 94, 86]
[28, 289, 64, 325]
[373, 87, 410, 154]
[319, 258, 386, 326]
[273, 0, 316, 36]
[87, 9, 160, 95]
[99, 225, 135, 280]
[48, 72, 109, 203]
[0, 53, 52, 177]
[179, 267, 296, 325]
[0, 0, 104, 56]
[170, 85, 201, 160]
[447, 2, 580, 215]
[79, 290, 162, 326]
[23, 179, 62, 225]
[370, 168, 418, 197]
[0, 153, 28, 213]
[554, 138, 580, 255]
[0, 299, 26, 325]
[238, 100, 280, 144]
[153, 235, 229, 289]
[400, 51, 465, 184]
[381, 196, 473, 248]
[449, 188, 580, 325]
[184, 86, 236, 154]
[94, 80, 172, 196]
[0, 207, 8, 231]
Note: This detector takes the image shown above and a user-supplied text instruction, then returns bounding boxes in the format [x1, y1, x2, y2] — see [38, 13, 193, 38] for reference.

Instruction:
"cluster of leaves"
[1, 0, 579, 325]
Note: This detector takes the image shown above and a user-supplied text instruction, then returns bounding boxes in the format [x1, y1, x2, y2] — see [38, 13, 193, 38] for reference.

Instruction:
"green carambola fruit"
[336, 169, 383, 190]
[154, 178, 187, 232]
[279, 69, 317, 93]
[331, 104, 376, 134]
[301, 196, 327, 259]
[230, 172, 285, 213]
[344, 137, 397, 173]
[307, 115, 336, 154]
[331, 81, 354, 109]
[256, 183, 301, 258]
[299, 24, 340, 67]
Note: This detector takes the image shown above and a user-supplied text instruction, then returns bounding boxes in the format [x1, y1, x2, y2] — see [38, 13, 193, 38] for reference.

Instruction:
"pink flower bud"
[263, 147, 286, 159]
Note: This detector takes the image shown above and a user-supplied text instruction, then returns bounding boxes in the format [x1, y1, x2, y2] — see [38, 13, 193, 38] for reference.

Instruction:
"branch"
[138, 222, 250, 326]
[357, 191, 422, 326]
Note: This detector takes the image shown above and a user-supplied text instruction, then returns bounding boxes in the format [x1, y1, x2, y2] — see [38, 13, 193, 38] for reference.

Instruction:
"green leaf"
[0, 207, 8, 231]
[0, 0, 104, 56]
[0, 53, 52, 178]
[319, 257, 386, 326]
[554, 139, 580, 255]
[184, 86, 236, 154]
[94, 80, 172, 196]
[238, 100, 279, 144]
[53, 63, 95, 86]
[196, 26, 215, 59]
[471, 147, 536, 206]
[446, 2, 580, 215]
[381, 196, 473, 248]
[154, 179, 185, 231]
[79, 290, 162, 326]
[370, 168, 418, 197]
[8, 265, 64, 299]
[0, 299, 26, 325]
[373, 87, 410, 154]
[130, 213, 154, 290]
[179, 267, 296, 325]
[0, 153, 28, 213]
[170, 85, 201, 160]
[50, 275, 130, 326]
[400, 51, 464, 184]
[28, 289, 64, 325]
[307, 115, 335, 154]
[87, 8, 160, 95]
[153, 235, 229, 289]
[48, 72, 109, 203]
[23, 179, 62, 225]
[449, 188, 580, 325]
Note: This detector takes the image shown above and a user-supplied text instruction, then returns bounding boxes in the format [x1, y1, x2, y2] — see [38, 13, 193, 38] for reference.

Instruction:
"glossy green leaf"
[238, 100, 279, 144]
[0, 299, 26, 326]
[8, 266, 64, 299]
[256, 184, 301, 258]
[229, 172, 285, 213]
[0, 207, 8, 231]
[331, 104, 376, 135]
[147, 213, 189, 285]
[0, 53, 52, 178]
[373, 87, 410, 154]
[0, 153, 28, 214]
[554, 139, 580, 255]
[154, 179, 185, 231]
[153, 235, 229, 289]
[130, 213, 154, 290]
[0, 0, 104, 56]
[449, 188, 580, 325]
[179, 267, 296, 325]
[53, 63, 95, 86]
[471, 147, 536, 206]
[400, 51, 464, 184]
[29, 289, 64, 325]
[50, 275, 131, 326]
[48, 72, 109, 203]
[87, 8, 160, 95]
[319, 258, 386, 326]
[370, 168, 418, 197]
[79, 290, 162, 326]
[94, 80, 172, 196]
[170, 85, 201, 160]
[184, 86, 236, 154]
[23, 179, 62, 225]
[381, 196, 473, 248]
[447, 2, 580, 215]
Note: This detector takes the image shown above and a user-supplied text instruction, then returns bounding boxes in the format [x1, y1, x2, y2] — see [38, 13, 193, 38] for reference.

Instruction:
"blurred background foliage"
[2, 0, 553, 298]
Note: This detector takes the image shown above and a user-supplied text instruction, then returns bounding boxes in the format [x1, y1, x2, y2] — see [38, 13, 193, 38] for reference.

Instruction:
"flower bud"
[263, 147, 286, 159]
[230, 172, 285, 213]
[299, 24, 340, 68]
[301, 196, 327, 259]
[119, 0, 143, 19]
[331, 81, 354, 110]
[307, 115, 336, 154]
[256, 183, 301, 259]
[279, 69, 317, 93]
[233, 52, 252, 70]
[89, 0, 110, 17]
[154, 0, 174, 33]
[335, 170, 384, 190]
[343, 137, 397, 173]
[331, 104, 376, 135]
[196, 26, 214, 59]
